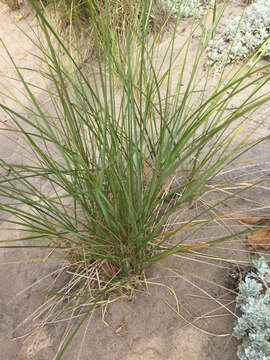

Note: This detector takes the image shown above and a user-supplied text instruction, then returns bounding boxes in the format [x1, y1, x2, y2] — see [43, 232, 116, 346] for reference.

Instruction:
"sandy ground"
[1, 1, 270, 359]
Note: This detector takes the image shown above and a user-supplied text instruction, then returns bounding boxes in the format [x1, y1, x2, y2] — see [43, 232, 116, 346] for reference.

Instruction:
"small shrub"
[160, 0, 213, 17]
[207, 0, 270, 68]
[233, 257, 270, 360]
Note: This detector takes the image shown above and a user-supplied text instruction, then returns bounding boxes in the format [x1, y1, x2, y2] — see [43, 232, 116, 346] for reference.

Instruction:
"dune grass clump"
[1, 0, 20, 10]
[54, 0, 144, 31]
[39, 0, 173, 48]
[1, 0, 270, 358]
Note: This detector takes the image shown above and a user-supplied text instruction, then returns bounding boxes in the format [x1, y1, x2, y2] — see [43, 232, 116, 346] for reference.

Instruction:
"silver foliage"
[233, 257, 270, 360]
[207, 0, 270, 68]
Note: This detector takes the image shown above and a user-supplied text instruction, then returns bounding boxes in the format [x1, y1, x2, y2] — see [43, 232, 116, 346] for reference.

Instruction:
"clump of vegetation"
[207, 0, 270, 68]
[1, 0, 20, 10]
[41, 0, 173, 44]
[160, 0, 213, 17]
[1, 0, 270, 358]
[233, 257, 270, 360]
[55, 0, 144, 32]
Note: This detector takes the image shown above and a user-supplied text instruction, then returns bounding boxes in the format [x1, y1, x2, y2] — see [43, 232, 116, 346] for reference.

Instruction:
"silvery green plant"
[233, 257, 270, 360]
[207, 0, 270, 68]
[160, 0, 213, 17]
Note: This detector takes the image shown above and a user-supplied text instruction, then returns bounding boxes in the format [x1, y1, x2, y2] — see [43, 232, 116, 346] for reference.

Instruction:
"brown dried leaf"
[247, 229, 270, 250]
[240, 217, 269, 224]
